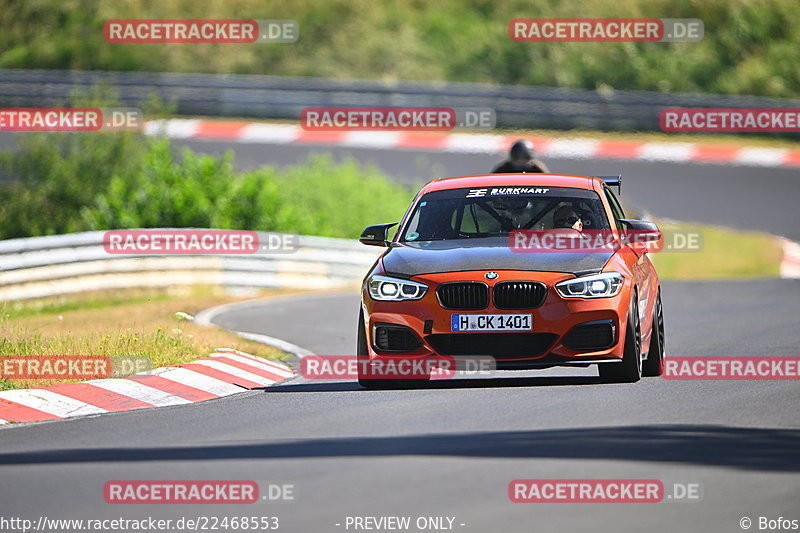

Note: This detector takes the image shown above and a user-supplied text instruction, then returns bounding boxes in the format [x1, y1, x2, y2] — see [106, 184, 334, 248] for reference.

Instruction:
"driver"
[553, 205, 583, 231]
[492, 139, 550, 173]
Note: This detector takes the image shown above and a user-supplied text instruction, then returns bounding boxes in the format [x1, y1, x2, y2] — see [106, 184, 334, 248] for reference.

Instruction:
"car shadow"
[0, 424, 797, 472]
[268, 375, 603, 393]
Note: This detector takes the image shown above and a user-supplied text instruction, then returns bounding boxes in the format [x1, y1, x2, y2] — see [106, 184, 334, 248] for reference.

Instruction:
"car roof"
[420, 174, 600, 193]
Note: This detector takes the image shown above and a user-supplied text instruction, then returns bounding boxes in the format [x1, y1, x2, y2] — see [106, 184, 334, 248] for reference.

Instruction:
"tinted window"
[400, 187, 610, 242]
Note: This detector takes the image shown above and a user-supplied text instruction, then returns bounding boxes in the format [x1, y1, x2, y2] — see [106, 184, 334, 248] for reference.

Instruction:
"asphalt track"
[0, 133, 799, 532]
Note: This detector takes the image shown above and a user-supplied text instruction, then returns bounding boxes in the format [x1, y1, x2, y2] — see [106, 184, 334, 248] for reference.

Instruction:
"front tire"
[642, 289, 665, 377]
[599, 292, 642, 383]
[356, 309, 398, 390]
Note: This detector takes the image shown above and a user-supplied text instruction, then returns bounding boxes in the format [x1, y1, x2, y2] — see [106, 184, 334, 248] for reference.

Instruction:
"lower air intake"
[562, 320, 616, 351]
[374, 324, 423, 352]
[425, 333, 557, 359]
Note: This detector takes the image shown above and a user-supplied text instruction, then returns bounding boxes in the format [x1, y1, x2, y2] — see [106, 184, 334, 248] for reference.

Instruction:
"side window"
[603, 186, 625, 227]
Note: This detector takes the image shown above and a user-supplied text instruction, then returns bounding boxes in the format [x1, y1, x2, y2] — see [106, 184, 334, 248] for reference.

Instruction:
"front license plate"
[451, 313, 532, 332]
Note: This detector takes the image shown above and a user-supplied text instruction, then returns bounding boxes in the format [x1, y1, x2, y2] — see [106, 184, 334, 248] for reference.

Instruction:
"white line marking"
[210, 348, 293, 369]
[192, 360, 277, 386]
[239, 123, 300, 144]
[0, 389, 107, 418]
[208, 353, 294, 378]
[542, 139, 600, 159]
[341, 131, 400, 148]
[780, 238, 800, 279]
[443, 134, 506, 153]
[736, 147, 789, 167]
[149, 367, 244, 396]
[144, 119, 201, 139]
[639, 142, 696, 162]
[86, 379, 192, 407]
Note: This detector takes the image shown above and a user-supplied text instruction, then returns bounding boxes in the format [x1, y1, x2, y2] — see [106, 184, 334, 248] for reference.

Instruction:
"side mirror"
[618, 219, 662, 252]
[359, 223, 398, 247]
[619, 219, 660, 240]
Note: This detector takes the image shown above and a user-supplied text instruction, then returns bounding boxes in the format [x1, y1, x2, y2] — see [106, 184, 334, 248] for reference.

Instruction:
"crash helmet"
[509, 139, 535, 163]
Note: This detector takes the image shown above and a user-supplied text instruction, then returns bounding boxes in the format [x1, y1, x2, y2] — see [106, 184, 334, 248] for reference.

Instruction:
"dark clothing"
[491, 158, 550, 174]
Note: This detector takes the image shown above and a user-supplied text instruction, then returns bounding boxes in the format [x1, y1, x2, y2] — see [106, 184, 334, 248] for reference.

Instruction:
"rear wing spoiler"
[595, 175, 622, 194]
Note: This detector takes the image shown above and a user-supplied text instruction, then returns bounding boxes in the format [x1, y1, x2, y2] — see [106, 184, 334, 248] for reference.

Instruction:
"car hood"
[381, 237, 613, 278]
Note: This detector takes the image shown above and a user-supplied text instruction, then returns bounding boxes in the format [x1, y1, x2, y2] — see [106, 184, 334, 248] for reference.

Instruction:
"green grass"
[0, 0, 798, 98]
[651, 222, 783, 279]
[1, 288, 176, 320]
[0, 287, 290, 391]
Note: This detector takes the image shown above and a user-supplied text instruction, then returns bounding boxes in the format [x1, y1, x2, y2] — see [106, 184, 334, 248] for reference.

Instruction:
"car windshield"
[399, 186, 610, 242]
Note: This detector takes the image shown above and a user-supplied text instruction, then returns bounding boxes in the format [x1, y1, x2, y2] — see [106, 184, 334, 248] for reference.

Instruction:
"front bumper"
[361, 270, 630, 370]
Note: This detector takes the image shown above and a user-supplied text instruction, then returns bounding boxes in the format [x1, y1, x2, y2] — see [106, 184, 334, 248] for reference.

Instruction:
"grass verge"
[0, 286, 295, 391]
[651, 222, 783, 280]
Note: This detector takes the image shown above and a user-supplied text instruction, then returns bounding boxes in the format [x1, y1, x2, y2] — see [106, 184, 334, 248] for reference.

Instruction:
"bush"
[0, 130, 153, 237]
[0, 0, 798, 97]
[0, 130, 415, 239]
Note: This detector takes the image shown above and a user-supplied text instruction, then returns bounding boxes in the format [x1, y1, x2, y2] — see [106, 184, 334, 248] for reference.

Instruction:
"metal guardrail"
[0, 230, 381, 301]
[2, 69, 800, 132]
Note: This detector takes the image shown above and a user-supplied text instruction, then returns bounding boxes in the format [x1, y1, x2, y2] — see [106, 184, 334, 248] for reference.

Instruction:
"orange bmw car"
[357, 174, 665, 388]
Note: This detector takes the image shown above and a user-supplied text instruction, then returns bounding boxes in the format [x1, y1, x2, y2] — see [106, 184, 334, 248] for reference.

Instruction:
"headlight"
[368, 275, 428, 301]
[556, 272, 624, 299]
